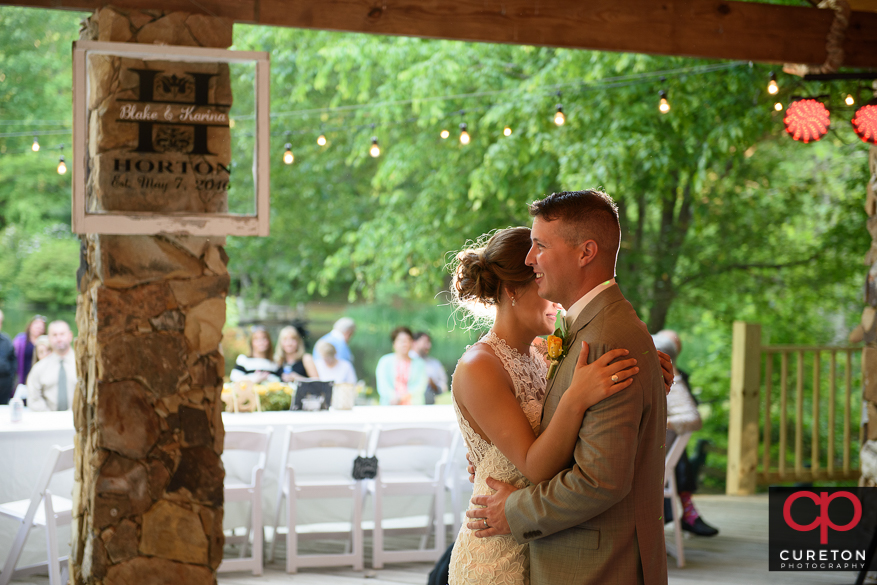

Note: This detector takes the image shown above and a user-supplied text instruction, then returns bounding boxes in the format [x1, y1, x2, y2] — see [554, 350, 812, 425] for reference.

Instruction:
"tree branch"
[677, 252, 821, 287]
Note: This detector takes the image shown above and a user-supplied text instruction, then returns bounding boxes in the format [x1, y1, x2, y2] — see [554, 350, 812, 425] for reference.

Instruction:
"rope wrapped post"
[783, 0, 851, 77]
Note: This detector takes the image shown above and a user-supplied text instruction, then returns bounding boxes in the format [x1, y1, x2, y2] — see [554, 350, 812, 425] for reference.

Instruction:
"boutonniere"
[546, 311, 572, 380]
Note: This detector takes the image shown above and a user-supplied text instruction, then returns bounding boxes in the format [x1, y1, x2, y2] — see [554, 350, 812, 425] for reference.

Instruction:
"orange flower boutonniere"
[546, 312, 571, 380]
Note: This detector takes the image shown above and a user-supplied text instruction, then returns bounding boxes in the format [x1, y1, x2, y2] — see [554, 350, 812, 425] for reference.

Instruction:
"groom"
[466, 190, 668, 584]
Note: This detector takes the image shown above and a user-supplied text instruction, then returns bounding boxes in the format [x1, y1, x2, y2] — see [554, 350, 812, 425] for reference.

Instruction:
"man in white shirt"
[410, 332, 448, 404]
[27, 320, 76, 412]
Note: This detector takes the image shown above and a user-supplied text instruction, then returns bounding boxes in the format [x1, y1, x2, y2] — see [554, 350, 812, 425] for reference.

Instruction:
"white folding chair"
[444, 430, 472, 537]
[269, 427, 369, 573]
[368, 425, 454, 569]
[0, 445, 74, 585]
[664, 431, 693, 568]
[218, 427, 273, 575]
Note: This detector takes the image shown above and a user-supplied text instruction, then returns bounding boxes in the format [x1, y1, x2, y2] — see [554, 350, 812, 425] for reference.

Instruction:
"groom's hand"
[465, 477, 517, 538]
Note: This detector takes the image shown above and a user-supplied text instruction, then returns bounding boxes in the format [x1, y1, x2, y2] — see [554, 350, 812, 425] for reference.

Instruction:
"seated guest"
[230, 326, 281, 384]
[33, 335, 51, 363]
[410, 331, 448, 405]
[275, 325, 318, 382]
[375, 326, 427, 405]
[13, 314, 46, 388]
[653, 333, 719, 537]
[316, 317, 357, 376]
[313, 340, 357, 384]
[27, 320, 76, 412]
[0, 309, 15, 405]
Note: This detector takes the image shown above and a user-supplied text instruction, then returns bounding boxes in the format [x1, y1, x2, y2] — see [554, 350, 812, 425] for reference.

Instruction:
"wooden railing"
[726, 322, 863, 495]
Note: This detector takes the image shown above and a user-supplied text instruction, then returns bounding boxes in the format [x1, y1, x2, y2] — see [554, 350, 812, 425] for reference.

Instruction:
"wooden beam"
[849, 0, 877, 14]
[4, 0, 877, 68]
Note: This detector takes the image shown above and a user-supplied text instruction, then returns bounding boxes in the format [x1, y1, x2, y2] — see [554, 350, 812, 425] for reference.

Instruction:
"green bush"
[14, 238, 80, 308]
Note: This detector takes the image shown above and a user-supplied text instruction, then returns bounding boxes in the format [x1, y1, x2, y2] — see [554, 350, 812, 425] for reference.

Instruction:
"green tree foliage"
[0, 7, 85, 306]
[231, 26, 868, 332]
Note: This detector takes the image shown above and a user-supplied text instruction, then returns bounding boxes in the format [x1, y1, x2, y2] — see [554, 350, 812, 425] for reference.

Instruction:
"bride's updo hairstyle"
[451, 226, 536, 308]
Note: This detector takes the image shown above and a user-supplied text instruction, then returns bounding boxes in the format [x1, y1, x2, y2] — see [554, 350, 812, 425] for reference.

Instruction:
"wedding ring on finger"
[483, 519, 489, 529]
[611, 374, 619, 383]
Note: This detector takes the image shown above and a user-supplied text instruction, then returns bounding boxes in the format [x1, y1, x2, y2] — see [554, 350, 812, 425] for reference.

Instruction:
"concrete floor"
[6, 495, 874, 585]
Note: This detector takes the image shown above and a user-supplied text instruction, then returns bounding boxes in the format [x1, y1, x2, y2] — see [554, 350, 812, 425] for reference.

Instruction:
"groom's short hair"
[528, 190, 621, 258]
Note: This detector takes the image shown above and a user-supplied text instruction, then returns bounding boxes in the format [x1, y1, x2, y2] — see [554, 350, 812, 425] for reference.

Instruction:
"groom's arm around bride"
[513, 290, 667, 585]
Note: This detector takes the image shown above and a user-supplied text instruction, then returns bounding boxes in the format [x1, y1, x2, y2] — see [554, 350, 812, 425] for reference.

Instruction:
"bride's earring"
[511, 296, 516, 307]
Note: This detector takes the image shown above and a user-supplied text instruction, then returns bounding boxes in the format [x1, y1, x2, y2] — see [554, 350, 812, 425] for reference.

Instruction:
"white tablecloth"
[0, 405, 463, 568]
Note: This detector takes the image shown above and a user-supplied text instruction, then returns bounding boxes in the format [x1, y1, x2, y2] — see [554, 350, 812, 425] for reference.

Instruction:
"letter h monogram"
[127, 68, 219, 155]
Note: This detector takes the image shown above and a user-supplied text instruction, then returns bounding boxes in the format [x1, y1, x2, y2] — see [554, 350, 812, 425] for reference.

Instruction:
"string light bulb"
[553, 91, 565, 126]
[774, 102, 783, 112]
[503, 126, 512, 137]
[56, 155, 66, 175]
[767, 72, 779, 95]
[459, 123, 470, 145]
[658, 90, 670, 114]
[317, 134, 327, 146]
[369, 137, 381, 158]
[845, 94, 855, 106]
[283, 143, 294, 164]
[440, 129, 450, 139]
[31, 137, 39, 152]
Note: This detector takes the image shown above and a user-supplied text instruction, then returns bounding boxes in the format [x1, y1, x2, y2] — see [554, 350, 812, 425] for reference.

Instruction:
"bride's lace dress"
[448, 331, 547, 585]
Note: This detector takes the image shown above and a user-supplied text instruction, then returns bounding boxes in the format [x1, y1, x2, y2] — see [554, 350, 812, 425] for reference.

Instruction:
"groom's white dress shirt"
[564, 278, 617, 329]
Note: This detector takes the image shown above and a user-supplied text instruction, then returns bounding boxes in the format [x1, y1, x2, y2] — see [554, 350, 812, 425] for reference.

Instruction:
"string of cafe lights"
[2, 61, 874, 175]
[0, 61, 750, 170]
[270, 65, 743, 162]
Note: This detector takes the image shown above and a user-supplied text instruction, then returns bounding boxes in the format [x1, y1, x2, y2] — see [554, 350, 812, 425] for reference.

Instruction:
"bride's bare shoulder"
[453, 344, 509, 396]
[455, 342, 499, 370]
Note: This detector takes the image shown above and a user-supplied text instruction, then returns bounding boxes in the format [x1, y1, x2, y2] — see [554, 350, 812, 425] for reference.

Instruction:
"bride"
[447, 226, 655, 585]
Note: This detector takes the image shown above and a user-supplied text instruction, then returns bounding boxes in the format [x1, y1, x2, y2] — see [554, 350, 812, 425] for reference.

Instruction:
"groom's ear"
[578, 240, 599, 267]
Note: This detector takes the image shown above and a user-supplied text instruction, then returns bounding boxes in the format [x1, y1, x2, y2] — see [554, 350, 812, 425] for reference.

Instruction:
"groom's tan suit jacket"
[506, 285, 668, 584]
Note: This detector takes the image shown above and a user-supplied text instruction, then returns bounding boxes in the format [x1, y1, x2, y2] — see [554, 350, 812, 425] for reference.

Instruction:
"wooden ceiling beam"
[4, 0, 877, 68]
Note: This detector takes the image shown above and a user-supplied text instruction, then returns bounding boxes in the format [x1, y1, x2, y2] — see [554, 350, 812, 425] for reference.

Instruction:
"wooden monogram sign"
[72, 41, 270, 236]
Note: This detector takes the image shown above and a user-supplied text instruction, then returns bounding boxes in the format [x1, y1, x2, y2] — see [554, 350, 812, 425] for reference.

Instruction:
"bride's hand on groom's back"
[568, 342, 638, 412]
[657, 350, 674, 394]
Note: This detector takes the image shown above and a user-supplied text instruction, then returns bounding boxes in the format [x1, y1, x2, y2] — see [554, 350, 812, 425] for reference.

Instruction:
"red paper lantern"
[784, 99, 831, 143]
[852, 104, 877, 144]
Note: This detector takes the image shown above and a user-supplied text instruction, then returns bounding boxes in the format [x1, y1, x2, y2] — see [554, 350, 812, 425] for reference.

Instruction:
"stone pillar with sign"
[72, 9, 231, 585]
[859, 82, 877, 488]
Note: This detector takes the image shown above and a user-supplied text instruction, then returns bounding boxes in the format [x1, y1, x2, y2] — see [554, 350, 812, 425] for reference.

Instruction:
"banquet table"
[0, 404, 463, 569]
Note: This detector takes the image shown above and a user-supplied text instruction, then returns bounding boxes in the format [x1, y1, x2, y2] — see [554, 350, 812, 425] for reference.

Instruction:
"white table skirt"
[0, 405, 465, 568]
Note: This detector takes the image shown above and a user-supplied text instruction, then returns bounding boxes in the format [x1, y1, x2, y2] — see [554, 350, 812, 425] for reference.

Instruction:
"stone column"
[859, 82, 877, 487]
[72, 9, 232, 585]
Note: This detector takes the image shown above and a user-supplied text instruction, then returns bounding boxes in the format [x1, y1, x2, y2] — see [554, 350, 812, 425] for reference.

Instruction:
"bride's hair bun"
[451, 226, 535, 307]
[453, 249, 500, 305]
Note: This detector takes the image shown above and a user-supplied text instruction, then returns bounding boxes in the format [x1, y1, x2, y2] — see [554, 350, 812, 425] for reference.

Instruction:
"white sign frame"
[72, 41, 270, 236]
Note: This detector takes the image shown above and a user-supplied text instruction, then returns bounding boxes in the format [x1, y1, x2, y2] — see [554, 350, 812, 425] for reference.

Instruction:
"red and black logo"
[769, 487, 877, 571]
